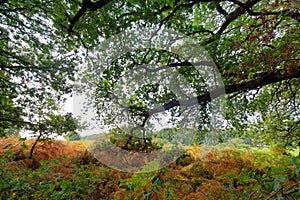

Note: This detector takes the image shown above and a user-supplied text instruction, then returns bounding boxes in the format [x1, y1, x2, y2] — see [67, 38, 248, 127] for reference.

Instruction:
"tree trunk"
[29, 133, 42, 159]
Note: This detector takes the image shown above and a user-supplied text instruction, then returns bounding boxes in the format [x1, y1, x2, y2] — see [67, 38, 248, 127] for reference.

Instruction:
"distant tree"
[67, 134, 81, 141]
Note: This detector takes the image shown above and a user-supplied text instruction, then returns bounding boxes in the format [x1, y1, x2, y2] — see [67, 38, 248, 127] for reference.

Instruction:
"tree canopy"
[0, 1, 79, 138]
[0, 0, 299, 147]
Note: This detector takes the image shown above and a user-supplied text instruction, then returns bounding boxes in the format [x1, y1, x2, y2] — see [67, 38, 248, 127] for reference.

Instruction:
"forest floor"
[1, 135, 300, 200]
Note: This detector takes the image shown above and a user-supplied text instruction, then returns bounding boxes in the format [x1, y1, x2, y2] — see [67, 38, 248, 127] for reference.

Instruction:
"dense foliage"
[1, 0, 299, 145]
[67, 0, 300, 146]
[1, 136, 300, 199]
[0, 0, 299, 198]
[0, 0, 79, 138]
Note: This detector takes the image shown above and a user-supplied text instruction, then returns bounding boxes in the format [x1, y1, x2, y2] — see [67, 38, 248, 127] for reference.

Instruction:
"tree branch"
[214, 2, 228, 16]
[160, 1, 202, 25]
[136, 66, 300, 118]
[218, 0, 260, 35]
[68, 0, 113, 32]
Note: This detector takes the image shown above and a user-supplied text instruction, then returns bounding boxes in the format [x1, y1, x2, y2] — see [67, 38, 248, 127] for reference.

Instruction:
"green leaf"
[273, 175, 286, 191]
[3, 144, 12, 149]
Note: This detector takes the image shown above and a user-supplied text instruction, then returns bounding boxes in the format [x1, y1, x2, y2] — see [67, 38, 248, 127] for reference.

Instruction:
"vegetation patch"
[1, 136, 300, 199]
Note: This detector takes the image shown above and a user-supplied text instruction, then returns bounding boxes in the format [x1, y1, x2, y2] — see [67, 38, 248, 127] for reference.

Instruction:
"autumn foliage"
[1, 136, 300, 199]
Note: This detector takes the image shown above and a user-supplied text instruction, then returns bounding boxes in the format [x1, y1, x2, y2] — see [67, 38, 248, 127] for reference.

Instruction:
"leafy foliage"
[65, 0, 300, 146]
[0, 1, 300, 198]
[2, 136, 300, 199]
[0, 0, 299, 145]
[0, 0, 80, 137]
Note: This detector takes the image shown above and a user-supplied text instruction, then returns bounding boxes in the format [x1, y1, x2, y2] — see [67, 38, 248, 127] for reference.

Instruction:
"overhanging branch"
[136, 66, 300, 120]
[68, 0, 113, 32]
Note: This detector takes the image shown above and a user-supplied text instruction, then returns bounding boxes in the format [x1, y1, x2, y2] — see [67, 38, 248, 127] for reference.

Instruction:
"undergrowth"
[0, 136, 300, 199]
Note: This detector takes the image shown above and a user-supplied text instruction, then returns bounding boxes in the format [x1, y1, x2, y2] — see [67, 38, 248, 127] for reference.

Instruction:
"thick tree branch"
[217, 0, 260, 35]
[214, 2, 228, 16]
[68, 0, 113, 32]
[228, 0, 300, 19]
[227, 0, 256, 15]
[207, 1, 299, 44]
[137, 66, 300, 119]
